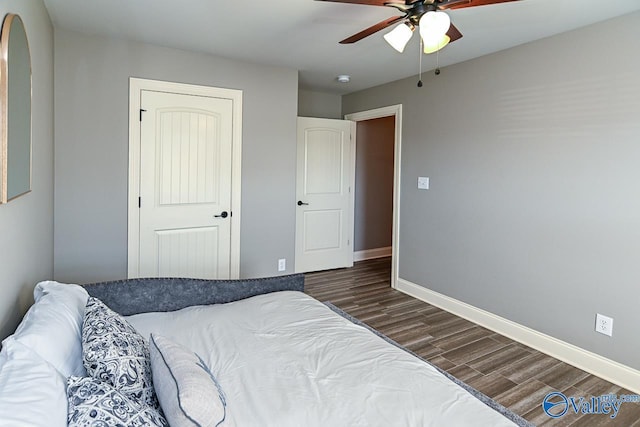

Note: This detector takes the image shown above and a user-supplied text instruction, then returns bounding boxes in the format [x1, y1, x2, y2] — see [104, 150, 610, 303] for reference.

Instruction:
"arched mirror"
[1, 13, 32, 203]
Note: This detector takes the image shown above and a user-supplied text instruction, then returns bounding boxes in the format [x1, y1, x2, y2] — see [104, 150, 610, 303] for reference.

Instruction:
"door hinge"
[139, 108, 147, 121]
[138, 197, 141, 208]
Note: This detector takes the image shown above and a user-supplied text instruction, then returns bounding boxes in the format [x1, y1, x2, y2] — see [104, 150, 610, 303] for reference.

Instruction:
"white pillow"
[0, 339, 68, 427]
[150, 334, 228, 427]
[4, 281, 88, 377]
[33, 280, 87, 303]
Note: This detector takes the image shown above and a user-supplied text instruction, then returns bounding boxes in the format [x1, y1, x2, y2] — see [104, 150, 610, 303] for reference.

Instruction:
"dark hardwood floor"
[304, 258, 640, 426]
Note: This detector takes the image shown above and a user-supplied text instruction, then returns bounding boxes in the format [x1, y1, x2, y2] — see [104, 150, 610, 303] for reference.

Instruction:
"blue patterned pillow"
[67, 376, 167, 426]
[82, 297, 158, 408]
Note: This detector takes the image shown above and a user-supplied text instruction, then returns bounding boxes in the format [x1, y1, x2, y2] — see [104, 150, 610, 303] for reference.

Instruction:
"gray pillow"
[67, 376, 167, 426]
[82, 297, 158, 408]
[149, 334, 228, 427]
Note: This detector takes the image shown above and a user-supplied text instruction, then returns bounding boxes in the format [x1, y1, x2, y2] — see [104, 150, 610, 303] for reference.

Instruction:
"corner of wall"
[0, 0, 55, 339]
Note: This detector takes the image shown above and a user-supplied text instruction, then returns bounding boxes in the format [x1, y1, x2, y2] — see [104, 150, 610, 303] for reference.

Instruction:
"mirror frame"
[0, 13, 32, 203]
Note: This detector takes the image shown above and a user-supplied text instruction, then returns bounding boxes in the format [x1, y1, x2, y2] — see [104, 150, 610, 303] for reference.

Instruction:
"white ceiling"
[42, 0, 640, 95]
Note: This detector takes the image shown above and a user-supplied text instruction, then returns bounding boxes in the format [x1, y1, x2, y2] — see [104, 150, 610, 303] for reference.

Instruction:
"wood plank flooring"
[304, 258, 640, 426]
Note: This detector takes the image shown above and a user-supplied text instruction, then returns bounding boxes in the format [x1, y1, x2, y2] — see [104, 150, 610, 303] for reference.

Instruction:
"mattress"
[126, 291, 518, 427]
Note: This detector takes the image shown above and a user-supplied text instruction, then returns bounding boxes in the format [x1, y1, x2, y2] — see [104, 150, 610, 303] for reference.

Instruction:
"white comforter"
[127, 291, 517, 427]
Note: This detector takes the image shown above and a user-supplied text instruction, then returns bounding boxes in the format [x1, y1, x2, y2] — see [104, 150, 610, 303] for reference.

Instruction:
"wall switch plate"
[595, 313, 613, 336]
[278, 258, 286, 272]
[417, 176, 430, 190]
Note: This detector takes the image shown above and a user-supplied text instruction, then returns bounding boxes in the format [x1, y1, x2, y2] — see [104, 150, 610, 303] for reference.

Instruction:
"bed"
[0, 275, 533, 426]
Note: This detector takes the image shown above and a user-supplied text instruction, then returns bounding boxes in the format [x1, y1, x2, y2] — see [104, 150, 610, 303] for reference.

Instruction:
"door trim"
[345, 105, 402, 288]
[127, 78, 242, 278]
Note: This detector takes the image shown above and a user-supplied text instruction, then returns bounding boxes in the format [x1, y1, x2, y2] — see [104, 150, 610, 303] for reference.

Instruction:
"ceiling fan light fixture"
[423, 34, 450, 54]
[383, 22, 414, 53]
[419, 11, 451, 43]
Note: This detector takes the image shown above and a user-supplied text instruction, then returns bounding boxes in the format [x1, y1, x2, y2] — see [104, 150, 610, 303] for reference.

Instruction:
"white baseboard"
[354, 246, 392, 262]
[396, 278, 640, 394]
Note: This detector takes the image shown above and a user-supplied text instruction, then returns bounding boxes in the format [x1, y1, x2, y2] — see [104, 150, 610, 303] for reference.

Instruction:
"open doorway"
[353, 117, 395, 261]
[345, 105, 402, 288]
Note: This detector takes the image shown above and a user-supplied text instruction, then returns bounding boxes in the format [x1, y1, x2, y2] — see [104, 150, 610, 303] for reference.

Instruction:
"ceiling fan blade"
[385, 2, 414, 13]
[315, 0, 390, 6]
[438, 0, 520, 10]
[446, 22, 463, 43]
[436, 0, 472, 8]
[339, 15, 405, 44]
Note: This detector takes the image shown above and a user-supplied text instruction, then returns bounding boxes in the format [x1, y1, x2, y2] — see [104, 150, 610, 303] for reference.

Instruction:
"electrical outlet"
[595, 313, 613, 337]
[278, 258, 286, 272]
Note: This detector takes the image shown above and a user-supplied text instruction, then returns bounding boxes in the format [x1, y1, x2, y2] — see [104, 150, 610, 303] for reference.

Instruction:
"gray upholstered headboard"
[83, 274, 305, 316]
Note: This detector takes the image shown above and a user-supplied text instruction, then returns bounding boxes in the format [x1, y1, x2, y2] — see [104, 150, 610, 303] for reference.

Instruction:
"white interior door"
[138, 90, 233, 279]
[295, 117, 355, 273]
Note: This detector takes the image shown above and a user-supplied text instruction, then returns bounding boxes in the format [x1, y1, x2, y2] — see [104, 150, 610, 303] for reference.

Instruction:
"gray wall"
[354, 117, 394, 252]
[343, 12, 640, 369]
[0, 0, 54, 339]
[298, 89, 342, 119]
[54, 29, 298, 283]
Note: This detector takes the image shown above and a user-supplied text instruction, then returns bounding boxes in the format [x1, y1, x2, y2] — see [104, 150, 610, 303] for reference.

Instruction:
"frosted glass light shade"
[419, 11, 450, 41]
[423, 35, 450, 54]
[383, 22, 414, 53]
[419, 12, 451, 54]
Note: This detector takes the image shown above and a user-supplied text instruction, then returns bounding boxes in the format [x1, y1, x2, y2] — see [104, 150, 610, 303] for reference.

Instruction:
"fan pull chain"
[435, 45, 441, 76]
[417, 38, 423, 87]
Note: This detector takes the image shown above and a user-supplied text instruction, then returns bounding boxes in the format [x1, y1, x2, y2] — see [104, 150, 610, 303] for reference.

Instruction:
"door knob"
[297, 201, 309, 206]
[214, 211, 229, 218]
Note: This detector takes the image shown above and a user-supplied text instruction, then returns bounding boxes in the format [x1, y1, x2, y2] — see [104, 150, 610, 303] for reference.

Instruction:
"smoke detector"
[337, 75, 351, 83]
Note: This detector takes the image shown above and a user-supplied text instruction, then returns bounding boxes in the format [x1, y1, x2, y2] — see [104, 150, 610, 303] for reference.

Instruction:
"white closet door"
[138, 90, 233, 279]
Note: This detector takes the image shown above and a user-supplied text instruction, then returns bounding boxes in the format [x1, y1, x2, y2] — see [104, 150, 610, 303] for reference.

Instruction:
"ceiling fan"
[316, 0, 519, 53]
